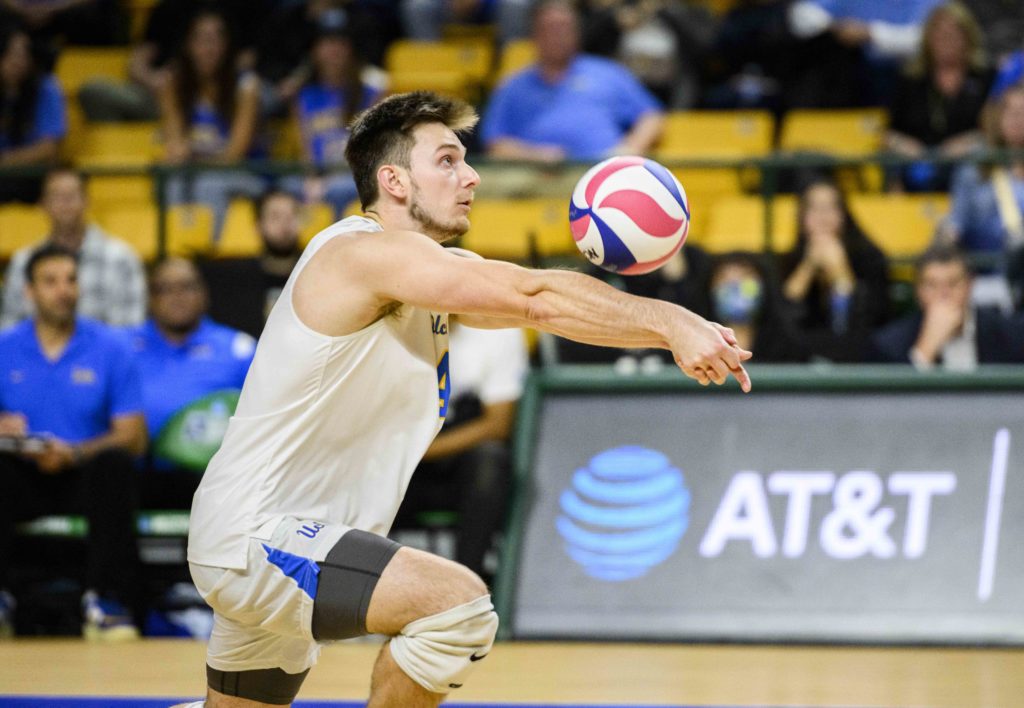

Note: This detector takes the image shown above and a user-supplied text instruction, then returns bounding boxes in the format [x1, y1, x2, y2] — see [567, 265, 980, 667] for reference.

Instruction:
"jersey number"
[437, 350, 450, 419]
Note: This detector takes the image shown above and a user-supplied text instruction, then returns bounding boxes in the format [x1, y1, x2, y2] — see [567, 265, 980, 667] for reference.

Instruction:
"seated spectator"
[0, 25, 65, 203]
[125, 257, 254, 508]
[401, 0, 531, 44]
[79, 0, 264, 122]
[394, 317, 528, 582]
[159, 9, 265, 234]
[788, 0, 943, 104]
[886, 2, 992, 192]
[555, 245, 712, 366]
[284, 8, 386, 217]
[940, 85, 1024, 308]
[870, 245, 1024, 368]
[707, 251, 808, 362]
[779, 178, 890, 361]
[479, 0, 664, 196]
[1, 168, 146, 330]
[200, 189, 302, 338]
[0, 245, 146, 639]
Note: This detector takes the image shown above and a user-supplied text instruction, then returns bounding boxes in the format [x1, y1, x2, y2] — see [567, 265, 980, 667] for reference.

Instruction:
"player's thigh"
[365, 546, 488, 635]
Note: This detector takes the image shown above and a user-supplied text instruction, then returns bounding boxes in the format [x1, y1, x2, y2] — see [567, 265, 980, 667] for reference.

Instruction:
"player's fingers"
[717, 325, 739, 346]
[683, 363, 710, 386]
[736, 346, 754, 362]
[730, 362, 753, 393]
[704, 356, 730, 385]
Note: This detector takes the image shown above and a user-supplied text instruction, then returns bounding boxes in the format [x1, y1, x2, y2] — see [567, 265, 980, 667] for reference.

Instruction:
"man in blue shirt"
[481, 0, 664, 164]
[0, 244, 147, 639]
[126, 257, 255, 508]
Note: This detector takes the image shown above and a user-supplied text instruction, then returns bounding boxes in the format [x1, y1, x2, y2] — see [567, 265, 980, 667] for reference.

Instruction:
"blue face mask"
[714, 278, 763, 325]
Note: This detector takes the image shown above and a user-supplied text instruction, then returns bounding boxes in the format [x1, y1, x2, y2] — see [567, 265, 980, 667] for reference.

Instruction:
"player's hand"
[0, 413, 27, 437]
[670, 313, 752, 392]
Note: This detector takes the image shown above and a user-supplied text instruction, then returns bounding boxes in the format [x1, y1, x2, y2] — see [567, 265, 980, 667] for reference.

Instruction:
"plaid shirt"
[1, 225, 146, 330]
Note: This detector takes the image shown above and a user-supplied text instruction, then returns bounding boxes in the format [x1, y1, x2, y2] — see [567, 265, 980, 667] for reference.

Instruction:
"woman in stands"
[159, 9, 264, 234]
[886, 2, 993, 192]
[289, 8, 386, 217]
[940, 85, 1024, 310]
[779, 178, 890, 361]
[0, 25, 65, 202]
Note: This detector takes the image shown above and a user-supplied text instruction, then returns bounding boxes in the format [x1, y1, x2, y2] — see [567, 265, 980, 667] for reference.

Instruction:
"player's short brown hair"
[345, 91, 478, 210]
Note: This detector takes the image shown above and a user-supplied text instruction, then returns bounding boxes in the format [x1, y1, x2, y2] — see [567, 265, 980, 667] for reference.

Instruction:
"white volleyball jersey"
[188, 216, 450, 570]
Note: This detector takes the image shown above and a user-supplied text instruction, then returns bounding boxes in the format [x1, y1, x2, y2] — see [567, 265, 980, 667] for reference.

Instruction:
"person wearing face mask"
[200, 189, 303, 339]
[709, 251, 808, 363]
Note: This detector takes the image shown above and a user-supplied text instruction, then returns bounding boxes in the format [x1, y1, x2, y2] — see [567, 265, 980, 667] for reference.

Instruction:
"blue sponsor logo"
[556, 446, 689, 581]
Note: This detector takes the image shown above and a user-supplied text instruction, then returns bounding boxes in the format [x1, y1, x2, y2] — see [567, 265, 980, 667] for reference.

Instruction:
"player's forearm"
[521, 269, 679, 349]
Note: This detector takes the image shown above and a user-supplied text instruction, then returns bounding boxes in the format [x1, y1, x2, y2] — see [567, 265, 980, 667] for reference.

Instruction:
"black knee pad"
[206, 665, 310, 705]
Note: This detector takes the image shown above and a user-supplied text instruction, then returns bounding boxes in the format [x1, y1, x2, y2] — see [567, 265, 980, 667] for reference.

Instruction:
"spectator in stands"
[886, 2, 992, 192]
[285, 7, 386, 217]
[401, 0, 531, 44]
[159, 8, 265, 235]
[707, 251, 808, 362]
[869, 245, 1024, 367]
[0, 245, 146, 639]
[788, 0, 943, 104]
[555, 246, 712, 366]
[79, 0, 265, 122]
[394, 317, 528, 582]
[126, 257, 254, 508]
[0, 0, 126, 50]
[200, 189, 302, 339]
[0, 25, 65, 203]
[940, 85, 1024, 308]
[1, 168, 146, 330]
[779, 177, 889, 361]
[481, 0, 664, 166]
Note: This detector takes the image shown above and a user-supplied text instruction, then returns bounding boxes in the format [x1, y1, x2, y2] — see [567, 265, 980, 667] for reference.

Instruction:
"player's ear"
[377, 165, 408, 201]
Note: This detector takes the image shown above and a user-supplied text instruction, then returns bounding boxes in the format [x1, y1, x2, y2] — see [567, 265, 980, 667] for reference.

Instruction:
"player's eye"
[441, 155, 454, 166]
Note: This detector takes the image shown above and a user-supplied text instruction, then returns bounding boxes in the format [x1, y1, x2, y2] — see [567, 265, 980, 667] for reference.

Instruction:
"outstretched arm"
[305, 230, 751, 390]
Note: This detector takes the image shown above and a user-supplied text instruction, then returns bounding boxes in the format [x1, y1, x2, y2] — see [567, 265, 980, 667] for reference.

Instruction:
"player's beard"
[408, 180, 467, 243]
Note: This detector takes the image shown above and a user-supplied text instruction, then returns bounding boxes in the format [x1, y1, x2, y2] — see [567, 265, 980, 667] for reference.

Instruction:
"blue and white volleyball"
[556, 446, 690, 581]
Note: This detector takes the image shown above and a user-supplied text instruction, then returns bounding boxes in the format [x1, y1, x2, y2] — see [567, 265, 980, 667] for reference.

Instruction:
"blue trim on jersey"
[262, 544, 320, 600]
[437, 350, 451, 418]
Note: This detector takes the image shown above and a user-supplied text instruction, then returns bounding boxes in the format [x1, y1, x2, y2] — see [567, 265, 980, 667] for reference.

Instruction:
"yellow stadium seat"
[166, 204, 214, 256]
[300, 202, 337, 247]
[0, 206, 48, 260]
[270, 117, 303, 161]
[671, 168, 745, 242]
[75, 122, 162, 168]
[698, 195, 797, 253]
[87, 175, 154, 211]
[55, 47, 129, 97]
[460, 199, 544, 260]
[495, 39, 535, 85]
[780, 109, 888, 192]
[849, 193, 949, 261]
[93, 203, 159, 262]
[656, 111, 774, 160]
[216, 199, 261, 258]
[386, 40, 493, 100]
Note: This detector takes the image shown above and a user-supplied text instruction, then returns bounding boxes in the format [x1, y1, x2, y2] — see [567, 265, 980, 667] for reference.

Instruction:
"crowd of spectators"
[3, 0, 1024, 639]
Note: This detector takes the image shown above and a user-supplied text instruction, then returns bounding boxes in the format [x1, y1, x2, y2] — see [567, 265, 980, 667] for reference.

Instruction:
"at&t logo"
[556, 446, 689, 581]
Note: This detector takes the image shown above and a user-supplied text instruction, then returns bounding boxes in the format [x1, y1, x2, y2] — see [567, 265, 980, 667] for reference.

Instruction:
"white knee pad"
[389, 594, 499, 694]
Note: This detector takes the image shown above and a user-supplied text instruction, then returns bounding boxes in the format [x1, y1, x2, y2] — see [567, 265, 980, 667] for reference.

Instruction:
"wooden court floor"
[2, 639, 1023, 707]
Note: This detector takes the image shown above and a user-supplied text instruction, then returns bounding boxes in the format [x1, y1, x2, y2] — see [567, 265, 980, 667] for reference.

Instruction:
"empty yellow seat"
[656, 110, 774, 160]
[75, 122, 162, 168]
[55, 47, 129, 97]
[166, 204, 214, 257]
[0, 206, 48, 260]
[300, 202, 337, 247]
[216, 199, 261, 258]
[848, 193, 949, 261]
[93, 204, 159, 262]
[495, 39, 535, 85]
[460, 199, 543, 260]
[386, 40, 493, 100]
[87, 175, 154, 211]
[699, 195, 797, 254]
[779, 109, 887, 157]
